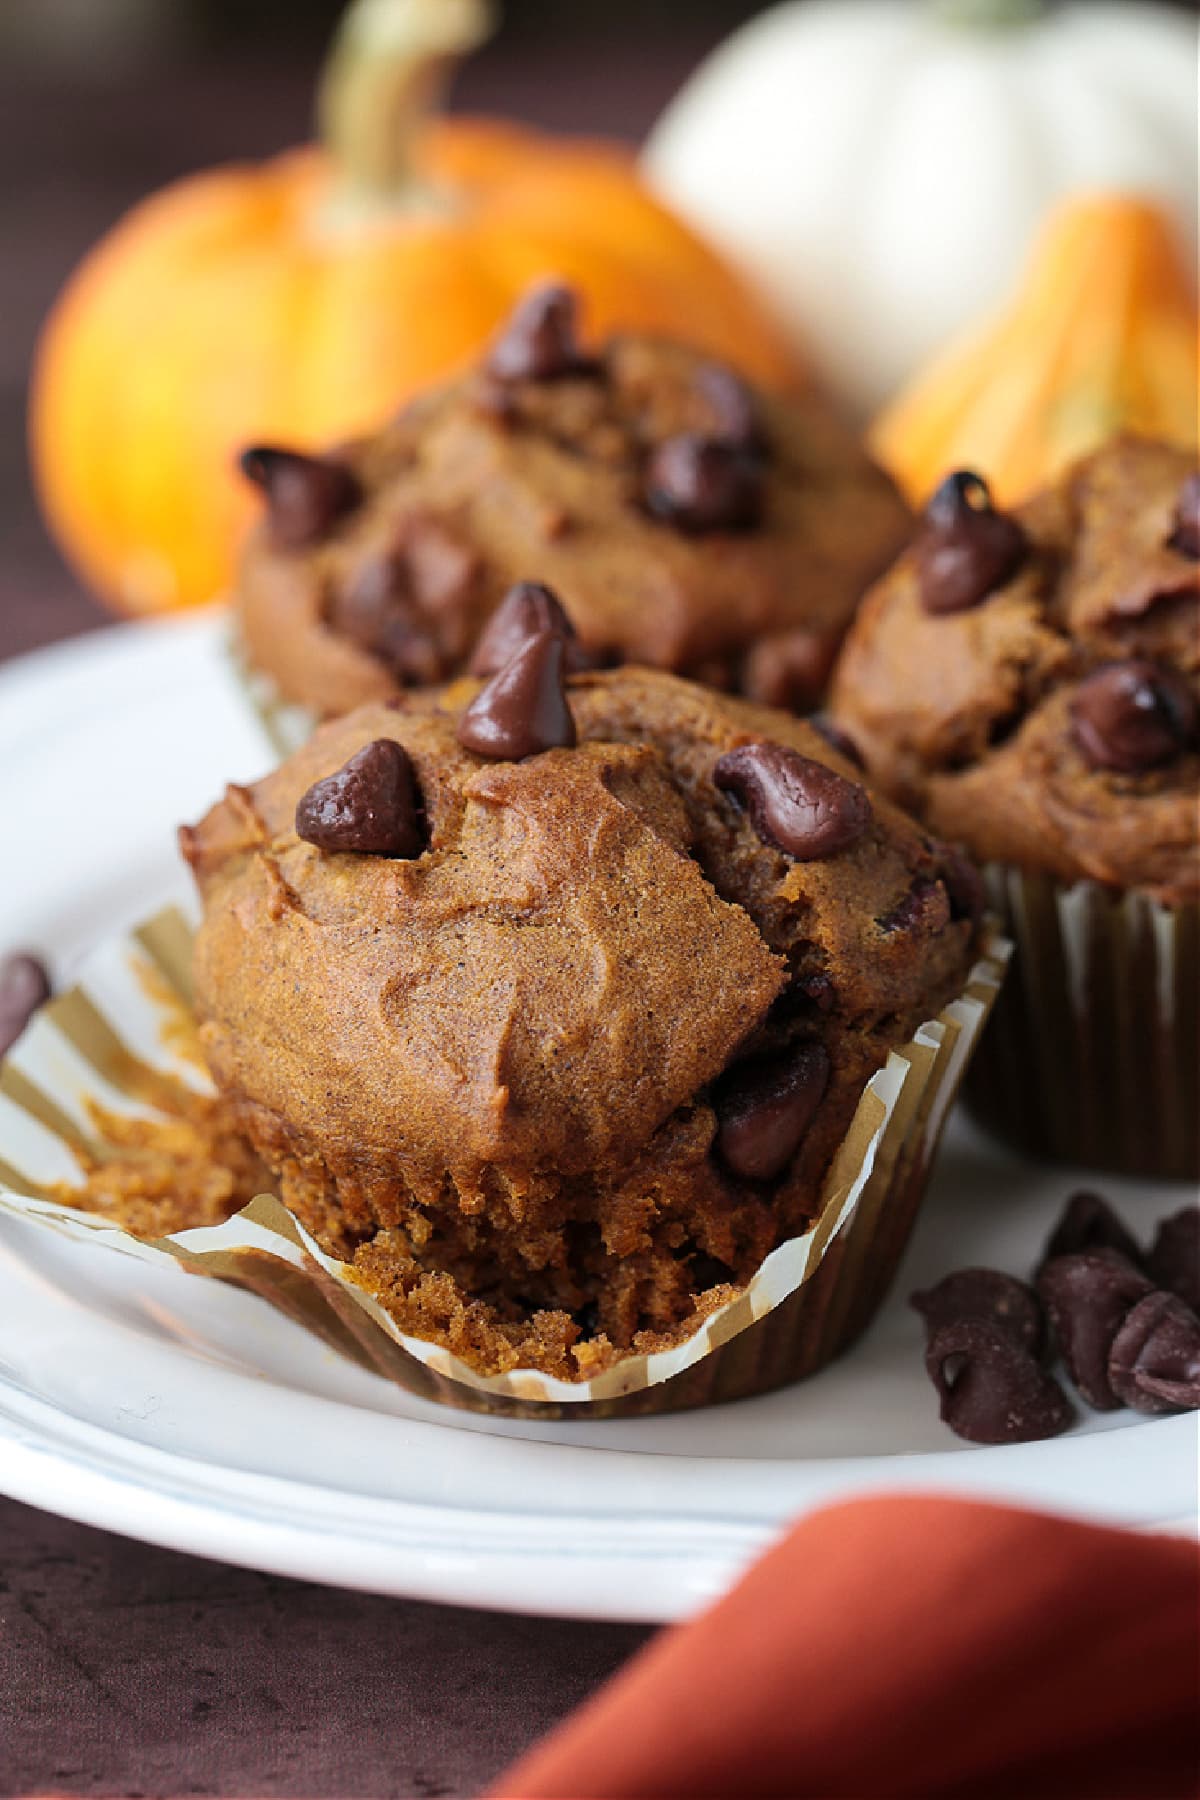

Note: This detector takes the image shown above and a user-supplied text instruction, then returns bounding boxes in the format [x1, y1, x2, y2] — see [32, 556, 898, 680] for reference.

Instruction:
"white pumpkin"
[644, 0, 1198, 413]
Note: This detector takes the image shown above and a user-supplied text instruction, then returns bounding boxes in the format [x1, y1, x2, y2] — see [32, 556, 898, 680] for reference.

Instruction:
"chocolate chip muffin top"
[236, 284, 909, 720]
[830, 437, 1200, 903]
[181, 630, 980, 1372]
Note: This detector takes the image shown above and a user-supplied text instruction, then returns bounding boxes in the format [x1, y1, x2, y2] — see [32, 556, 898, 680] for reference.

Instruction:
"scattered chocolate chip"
[1070, 659, 1197, 773]
[457, 631, 576, 760]
[0, 953, 52, 1059]
[936, 845, 986, 928]
[911, 1269, 1045, 1359]
[1146, 1207, 1200, 1314]
[485, 283, 592, 384]
[925, 1318, 1074, 1444]
[644, 434, 763, 533]
[713, 742, 871, 861]
[469, 581, 586, 677]
[878, 877, 950, 937]
[295, 740, 424, 857]
[1167, 471, 1200, 559]
[715, 1042, 830, 1183]
[1041, 1190, 1145, 1274]
[809, 714, 865, 770]
[914, 470, 1028, 615]
[1037, 1250, 1155, 1410]
[239, 446, 361, 550]
[1108, 1291, 1200, 1414]
[696, 361, 763, 453]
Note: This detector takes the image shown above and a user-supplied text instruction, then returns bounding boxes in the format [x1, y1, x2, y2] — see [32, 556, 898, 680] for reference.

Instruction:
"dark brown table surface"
[0, 27, 738, 1795]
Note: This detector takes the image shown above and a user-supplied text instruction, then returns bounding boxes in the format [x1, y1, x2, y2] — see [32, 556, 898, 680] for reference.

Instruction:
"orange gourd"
[870, 195, 1199, 508]
[31, 0, 804, 616]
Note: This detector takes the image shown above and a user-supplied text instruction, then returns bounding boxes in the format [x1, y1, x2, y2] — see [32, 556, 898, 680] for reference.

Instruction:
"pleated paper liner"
[964, 869, 1199, 1182]
[0, 907, 1007, 1420]
[229, 631, 321, 758]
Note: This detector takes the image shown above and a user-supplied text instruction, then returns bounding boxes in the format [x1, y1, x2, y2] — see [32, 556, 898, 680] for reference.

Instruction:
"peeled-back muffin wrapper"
[0, 908, 1007, 1419]
[964, 869, 1198, 1183]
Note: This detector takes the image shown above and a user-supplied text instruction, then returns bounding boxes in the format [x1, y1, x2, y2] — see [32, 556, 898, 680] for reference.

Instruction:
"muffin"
[182, 590, 989, 1402]
[831, 435, 1199, 1177]
[236, 282, 909, 726]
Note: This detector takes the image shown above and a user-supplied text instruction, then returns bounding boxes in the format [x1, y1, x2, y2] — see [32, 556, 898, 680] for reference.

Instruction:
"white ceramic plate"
[0, 615, 1196, 1623]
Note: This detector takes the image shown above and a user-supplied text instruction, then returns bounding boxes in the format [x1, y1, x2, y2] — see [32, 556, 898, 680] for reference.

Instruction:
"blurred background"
[1, 0, 767, 656]
[2, 0, 1196, 658]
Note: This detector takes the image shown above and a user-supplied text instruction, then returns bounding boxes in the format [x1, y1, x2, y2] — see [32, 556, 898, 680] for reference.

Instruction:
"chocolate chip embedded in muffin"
[295, 740, 425, 857]
[713, 742, 871, 860]
[913, 471, 1028, 615]
[1069, 659, 1197, 773]
[469, 581, 589, 677]
[236, 284, 910, 720]
[239, 447, 361, 550]
[456, 631, 577, 760]
[183, 664, 979, 1380]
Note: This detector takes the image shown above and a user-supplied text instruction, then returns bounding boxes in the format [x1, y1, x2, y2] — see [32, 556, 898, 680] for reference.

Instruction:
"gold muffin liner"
[964, 868, 1198, 1181]
[0, 908, 1006, 1419]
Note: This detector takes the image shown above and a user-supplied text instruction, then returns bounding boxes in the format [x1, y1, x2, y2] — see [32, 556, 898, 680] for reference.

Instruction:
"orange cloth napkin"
[489, 1495, 1199, 1800]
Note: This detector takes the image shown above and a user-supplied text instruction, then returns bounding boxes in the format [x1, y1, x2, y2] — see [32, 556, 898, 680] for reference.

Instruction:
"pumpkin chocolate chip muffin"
[831, 434, 1200, 1176]
[235, 282, 909, 723]
[183, 588, 982, 1384]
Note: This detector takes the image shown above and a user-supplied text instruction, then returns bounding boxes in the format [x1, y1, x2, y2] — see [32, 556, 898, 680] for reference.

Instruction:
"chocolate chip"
[809, 714, 866, 771]
[713, 742, 871, 861]
[925, 1319, 1075, 1444]
[0, 953, 52, 1059]
[485, 283, 592, 383]
[696, 360, 763, 453]
[1108, 1291, 1200, 1414]
[1168, 471, 1200, 559]
[1070, 660, 1197, 773]
[911, 1268, 1045, 1359]
[914, 470, 1028, 615]
[742, 631, 835, 713]
[457, 631, 576, 761]
[332, 555, 443, 686]
[644, 434, 763, 533]
[239, 447, 361, 550]
[715, 1042, 830, 1183]
[1037, 1249, 1155, 1410]
[1040, 1189, 1145, 1273]
[295, 740, 424, 857]
[1146, 1207, 1200, 1313]
[469, 582, 587, 677]
[878, 877, 950, 937]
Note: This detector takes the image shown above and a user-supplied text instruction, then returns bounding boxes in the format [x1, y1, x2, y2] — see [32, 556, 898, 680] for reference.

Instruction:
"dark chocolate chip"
[914, 470, 1028, 615]
[1168, 471, 1200, 559]
[1070, 659, 1197, 773]
[925, 1318, 1075, 1444]
[457, 631, 576, 761]
[715, 1042, 830, 1183]
[937, 844, 986, 927]
[1146, 1207, 1200, 1314]
[912, 1269, 1045, 1360]
[469, 582, 587, 677]
[485, 283, 591, 384]
[332, 555, 443, 685]
[644, 434, 763, 533]
[239, 446, 361, 550]
[1037, 1249, 1155, 1411]
[0, 953, 52, 1059]
[742, 631, 836, 713]
[878, 877, 950, 937]
[295, 740, 424, 857]
[1040, 1190, 1145, 1274]
[810, 714, 865, 770]
[696, 360, 763, 453]
[1108, 1290, 1200, 1414]
[713, 742, 872, 860]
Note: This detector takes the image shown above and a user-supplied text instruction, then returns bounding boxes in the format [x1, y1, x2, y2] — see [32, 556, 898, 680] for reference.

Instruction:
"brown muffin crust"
[831, 437, 1200, 903]
[183, 666, 978, 1378]
[237, 320, 909, 720]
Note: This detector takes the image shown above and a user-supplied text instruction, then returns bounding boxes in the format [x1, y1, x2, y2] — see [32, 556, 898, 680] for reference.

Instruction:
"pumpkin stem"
[927, 0, 1047, 26]
[318, 0, 495, 209]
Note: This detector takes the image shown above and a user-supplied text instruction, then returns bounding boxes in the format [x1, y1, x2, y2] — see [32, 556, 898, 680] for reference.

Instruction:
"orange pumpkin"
[31, 0, 804, 617]
[870, 195, 1199, 508]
